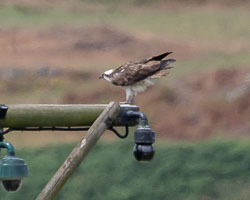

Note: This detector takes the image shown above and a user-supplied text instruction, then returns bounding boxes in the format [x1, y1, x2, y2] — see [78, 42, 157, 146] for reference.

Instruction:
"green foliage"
[1, 3, 250, 42]
[1, 139, 250, 199]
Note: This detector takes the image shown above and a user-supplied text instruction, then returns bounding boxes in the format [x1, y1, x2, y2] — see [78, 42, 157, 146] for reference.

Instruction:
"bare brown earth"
[149, 68, 250, 139]
[0, 26, 249, 142]
[0, 26, 197, 69]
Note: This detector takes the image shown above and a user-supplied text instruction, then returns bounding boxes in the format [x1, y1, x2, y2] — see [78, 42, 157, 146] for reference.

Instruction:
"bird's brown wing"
[109, 61, 161, 86]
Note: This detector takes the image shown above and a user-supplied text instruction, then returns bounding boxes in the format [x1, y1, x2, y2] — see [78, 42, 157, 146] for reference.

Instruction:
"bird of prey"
[99, 52, 176, 104]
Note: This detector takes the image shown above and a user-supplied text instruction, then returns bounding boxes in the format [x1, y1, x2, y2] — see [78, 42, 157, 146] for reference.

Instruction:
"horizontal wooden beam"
[0, 104, 109, 128]
[0, 104, 140, 129]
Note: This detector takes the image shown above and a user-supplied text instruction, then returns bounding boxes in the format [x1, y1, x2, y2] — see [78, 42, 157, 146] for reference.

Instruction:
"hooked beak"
[99, 73, 104, 79]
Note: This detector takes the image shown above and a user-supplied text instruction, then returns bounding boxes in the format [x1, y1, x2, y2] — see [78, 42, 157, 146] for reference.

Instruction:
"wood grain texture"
[0, 104, 108, 128]
[36, 102, 120, 200]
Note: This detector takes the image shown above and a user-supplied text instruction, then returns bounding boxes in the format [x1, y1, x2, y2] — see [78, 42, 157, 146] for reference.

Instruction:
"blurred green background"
[0, 0, 250, 199]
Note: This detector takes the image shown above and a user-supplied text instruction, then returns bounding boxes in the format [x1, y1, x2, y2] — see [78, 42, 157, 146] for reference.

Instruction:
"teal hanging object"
[0, 142, 28, 192]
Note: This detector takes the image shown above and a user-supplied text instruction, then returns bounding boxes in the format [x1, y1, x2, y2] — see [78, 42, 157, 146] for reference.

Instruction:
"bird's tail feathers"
[160, 59, 176, 70]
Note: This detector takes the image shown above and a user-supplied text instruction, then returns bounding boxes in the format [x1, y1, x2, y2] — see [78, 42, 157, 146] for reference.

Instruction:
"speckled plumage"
[99, 52, 175, 103]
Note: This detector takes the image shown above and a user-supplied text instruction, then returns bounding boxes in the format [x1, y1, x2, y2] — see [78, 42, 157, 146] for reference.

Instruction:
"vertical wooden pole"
[36, 102, 120, 200]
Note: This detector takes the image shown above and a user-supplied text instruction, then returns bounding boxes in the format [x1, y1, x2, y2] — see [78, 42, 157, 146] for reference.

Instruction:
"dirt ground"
[0, 26, 199, 69]
[151, 67, 250, 139]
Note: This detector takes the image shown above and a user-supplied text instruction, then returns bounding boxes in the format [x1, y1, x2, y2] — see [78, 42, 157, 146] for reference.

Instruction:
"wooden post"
[36, 102, 120, 200]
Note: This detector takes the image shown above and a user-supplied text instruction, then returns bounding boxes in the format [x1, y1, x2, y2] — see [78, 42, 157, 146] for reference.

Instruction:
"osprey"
[99, 52, 176, 103]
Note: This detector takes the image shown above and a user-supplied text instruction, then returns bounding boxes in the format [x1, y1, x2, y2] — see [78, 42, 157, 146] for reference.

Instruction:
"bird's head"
[99, 73, 104, 79]
[99, 69, 114, 79]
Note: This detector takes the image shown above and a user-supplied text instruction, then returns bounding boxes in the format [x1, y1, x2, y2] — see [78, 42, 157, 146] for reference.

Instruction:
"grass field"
[1, 140, 250, 199]
[1, 3, 250, 44]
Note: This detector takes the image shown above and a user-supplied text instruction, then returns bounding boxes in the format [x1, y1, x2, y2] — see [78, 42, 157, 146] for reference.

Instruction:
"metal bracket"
[109, 104, 151, 140]
[115, 104, 140, 126]
[0, 105, 8, 120]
